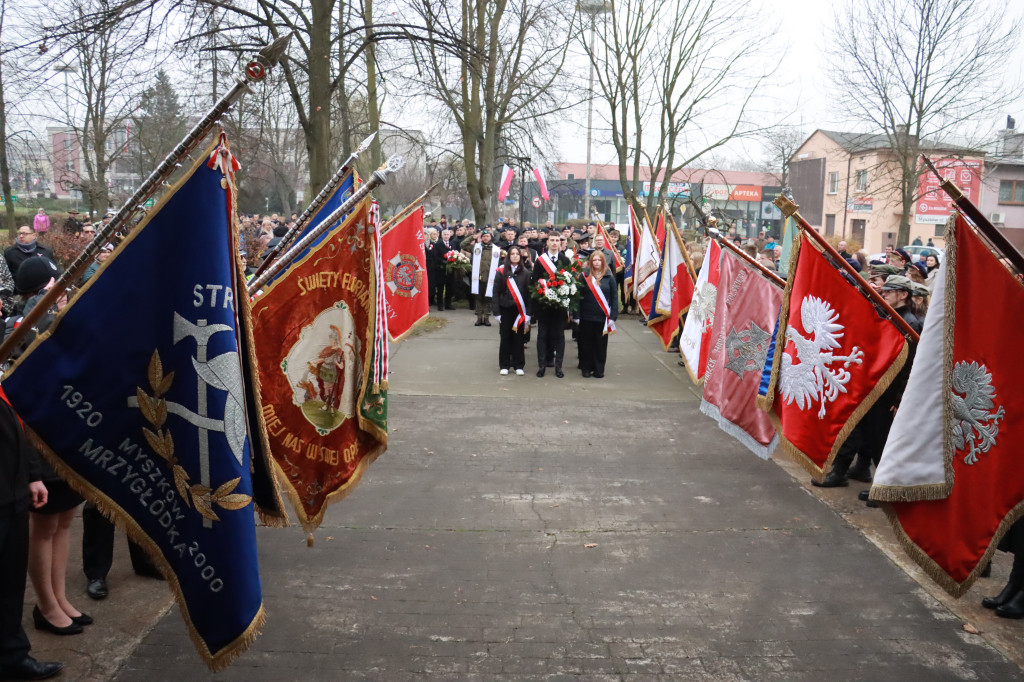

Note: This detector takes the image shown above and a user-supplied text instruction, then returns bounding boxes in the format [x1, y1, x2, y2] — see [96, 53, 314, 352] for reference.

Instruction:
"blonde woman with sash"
[572, 250, 618, 378]
[491, 246, 532, 375]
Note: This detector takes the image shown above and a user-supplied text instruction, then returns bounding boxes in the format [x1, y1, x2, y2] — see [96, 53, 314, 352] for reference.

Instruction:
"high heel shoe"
[71, 612, 94, 626]
[982, 580, 1021, 609]
[32, 605, 83, 635]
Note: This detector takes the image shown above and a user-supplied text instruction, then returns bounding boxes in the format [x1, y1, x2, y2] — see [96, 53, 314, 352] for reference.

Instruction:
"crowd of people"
[422, 217, 624, 379]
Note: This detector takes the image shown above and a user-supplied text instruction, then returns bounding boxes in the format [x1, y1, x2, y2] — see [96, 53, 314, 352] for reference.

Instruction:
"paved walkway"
[28, 310, 1024, 680]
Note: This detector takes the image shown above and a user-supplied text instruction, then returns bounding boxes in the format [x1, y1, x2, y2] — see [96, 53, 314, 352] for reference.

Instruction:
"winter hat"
[881, 275, 915, 293]
[15, 256, 59, 294]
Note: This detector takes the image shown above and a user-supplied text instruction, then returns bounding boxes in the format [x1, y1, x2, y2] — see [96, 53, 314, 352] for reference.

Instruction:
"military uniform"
[464, 240, 498, 325]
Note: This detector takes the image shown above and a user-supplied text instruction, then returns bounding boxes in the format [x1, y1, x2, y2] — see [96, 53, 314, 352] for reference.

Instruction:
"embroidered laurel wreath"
[136, 350, 251, 522]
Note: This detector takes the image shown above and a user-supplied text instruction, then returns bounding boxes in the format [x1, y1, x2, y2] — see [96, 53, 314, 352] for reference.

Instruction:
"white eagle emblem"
[779, 296, 864, 418]
[951, 361, 1005, 465]
[691, 282, 718, 332]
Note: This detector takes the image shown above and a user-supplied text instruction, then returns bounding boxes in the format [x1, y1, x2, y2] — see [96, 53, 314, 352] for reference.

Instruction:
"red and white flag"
[381, 206, 430, 341]
[870, 214, 1024, 596]
[633, 213, 661, 318]
[679, 239, 721, 384]
[532, 166, 550, 201]
[497, 164, 514, 202]
[760, 226, 911, 480]
[647, 219, 695, 350]
[595, 221, 624, 272]
[700, 247, 783, 459]
[654, 208, 666, 251]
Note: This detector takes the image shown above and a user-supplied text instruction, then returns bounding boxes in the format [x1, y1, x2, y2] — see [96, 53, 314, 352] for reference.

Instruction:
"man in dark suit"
[531, 233, 572, 378]
[433, 229, 457, 310]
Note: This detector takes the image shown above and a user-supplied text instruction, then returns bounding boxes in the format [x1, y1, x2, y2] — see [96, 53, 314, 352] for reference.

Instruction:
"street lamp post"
[580, 1, 609, 219]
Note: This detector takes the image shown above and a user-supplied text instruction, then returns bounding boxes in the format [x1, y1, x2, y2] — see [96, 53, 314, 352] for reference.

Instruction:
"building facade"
[790, 130, 985, 253]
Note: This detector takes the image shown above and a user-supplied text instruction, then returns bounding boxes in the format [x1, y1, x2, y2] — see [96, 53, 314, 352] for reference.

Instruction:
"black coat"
[574, 270, 619, 323]
[0, 398, 42, 514]
[492, 265, 533, 316]
[4, 244, 56, 278]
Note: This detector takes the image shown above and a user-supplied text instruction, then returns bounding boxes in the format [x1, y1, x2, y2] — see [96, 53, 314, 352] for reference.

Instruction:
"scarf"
[15, 240, 38, 254]
[471, 243, 501, 297]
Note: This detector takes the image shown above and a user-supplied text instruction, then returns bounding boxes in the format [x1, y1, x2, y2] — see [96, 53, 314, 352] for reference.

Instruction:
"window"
[567, 173, 575, 180]
[827, 171, 839, 194]
[855, 170, 868, 192]
[998, 180, 1024, 205]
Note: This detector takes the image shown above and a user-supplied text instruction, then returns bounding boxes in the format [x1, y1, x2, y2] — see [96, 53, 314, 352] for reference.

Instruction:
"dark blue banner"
[3, 152, 265, 670]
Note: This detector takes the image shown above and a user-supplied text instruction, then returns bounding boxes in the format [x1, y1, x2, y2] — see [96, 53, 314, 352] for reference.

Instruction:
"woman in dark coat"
[573, 250, 618, 378]
[491, 246, 532, 375]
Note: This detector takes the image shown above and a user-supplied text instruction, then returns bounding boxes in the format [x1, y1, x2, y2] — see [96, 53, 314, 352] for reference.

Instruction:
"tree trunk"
[306, 0, 335, 198]
[0, 54, 15, 236]
[363, 0, 383, 169]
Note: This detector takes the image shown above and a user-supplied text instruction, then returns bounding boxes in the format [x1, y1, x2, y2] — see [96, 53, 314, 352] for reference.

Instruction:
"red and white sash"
[506, 270, 528, 331]
[538, 253, 558, 276]
[587, 275, 616, 335]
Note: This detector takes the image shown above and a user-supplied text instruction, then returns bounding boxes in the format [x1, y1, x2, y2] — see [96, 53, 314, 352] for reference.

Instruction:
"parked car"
[868, 246, 945, 264]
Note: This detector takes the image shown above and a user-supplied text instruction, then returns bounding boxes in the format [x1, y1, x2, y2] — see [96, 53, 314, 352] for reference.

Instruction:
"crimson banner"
[381, 206, 429, 341]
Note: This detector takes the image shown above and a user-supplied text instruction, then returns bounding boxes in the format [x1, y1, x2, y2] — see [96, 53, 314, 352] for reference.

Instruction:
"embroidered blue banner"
[3, 150, 266, 670]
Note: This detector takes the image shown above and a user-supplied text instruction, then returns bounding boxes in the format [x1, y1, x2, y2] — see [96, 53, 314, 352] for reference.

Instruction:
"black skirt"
[31, 478, 83, 515]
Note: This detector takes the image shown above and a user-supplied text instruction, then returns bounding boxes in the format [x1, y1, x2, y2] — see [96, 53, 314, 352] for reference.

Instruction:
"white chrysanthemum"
[545, 290, 559, 301]
[558, 284, 569, 295]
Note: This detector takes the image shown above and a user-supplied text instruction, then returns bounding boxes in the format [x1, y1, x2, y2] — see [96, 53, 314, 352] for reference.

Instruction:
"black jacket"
[573, 270, 619, 323]
[0, 397, 42, 515]
[4, 244, 56, 278]
[492, 265, 533, 316]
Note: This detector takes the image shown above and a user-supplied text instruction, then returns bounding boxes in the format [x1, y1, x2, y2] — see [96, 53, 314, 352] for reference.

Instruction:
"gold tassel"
[307, 532, 314, 548]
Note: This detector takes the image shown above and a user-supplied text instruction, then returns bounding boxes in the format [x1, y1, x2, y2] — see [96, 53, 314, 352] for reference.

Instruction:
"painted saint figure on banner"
[283, 303, 362, 434]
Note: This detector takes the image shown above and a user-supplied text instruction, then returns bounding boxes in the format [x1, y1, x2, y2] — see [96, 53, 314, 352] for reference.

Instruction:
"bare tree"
[583, 0, 771, 217]
[408, 0, 576, 226]
[40, 0, 154, 217]
[0, 0, 15, 233]
[758, 126, 805, 188]
[830, 0, 1022, 245]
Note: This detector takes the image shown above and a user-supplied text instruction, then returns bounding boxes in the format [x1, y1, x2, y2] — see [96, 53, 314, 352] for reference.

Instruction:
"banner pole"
[247, 156, 405, 295]
[250, 131, 378, 280]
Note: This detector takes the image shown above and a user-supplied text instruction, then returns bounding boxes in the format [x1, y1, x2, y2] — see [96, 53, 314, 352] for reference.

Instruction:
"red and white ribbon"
[538, 253, 557, 276]
[207, 132, 241, 176]
[587, 275, 616, 335]
[370, 201, 389, 388]
[507, 272, 528, 331]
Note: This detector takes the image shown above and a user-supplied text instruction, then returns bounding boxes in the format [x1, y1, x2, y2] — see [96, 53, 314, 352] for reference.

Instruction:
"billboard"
[915, 158, 982, 224]
[640, 181, 690, 198]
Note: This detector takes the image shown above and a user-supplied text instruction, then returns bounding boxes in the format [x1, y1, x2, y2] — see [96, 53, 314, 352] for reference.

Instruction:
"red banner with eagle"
[251, 196, 388, 532]
[760, 226, 909, 480]
[381, 206, 429, 341]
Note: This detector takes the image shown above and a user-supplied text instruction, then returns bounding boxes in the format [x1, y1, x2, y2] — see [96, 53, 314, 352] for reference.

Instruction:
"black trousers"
[0, 507, 30, 667]
[434, 271, 455, 309]
[82, 502, 153, 580]
[498, 306, 527, 370]
[830, 401, 895, 475]
[578, 320, 609, 374]
[616, 270, 627, 307]
[536, 310, 566, 370]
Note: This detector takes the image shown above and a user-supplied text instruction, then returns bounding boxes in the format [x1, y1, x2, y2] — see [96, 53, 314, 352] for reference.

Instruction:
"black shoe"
[996, 589, 1024, 619]
[474, 321, 483, 326]
[32, 606, 83, 636]
[71, 612, 93, 626]
[0, 656, 64, 681]
[848, 468, 872, 483]
[445, 306, 456, 310]
[483, 320, 491, 326]
[536, 368, 545, 378]
[865, 499, 880, 508]
[983, 580, 1021, 609]
[857, 490, 870, 502]
[555, 369, 564, 378]
[592, 372, 604, 378]
[581, 370, 592, 378]
[811, 471, 849, 488]
[87, 578, 108, 600]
